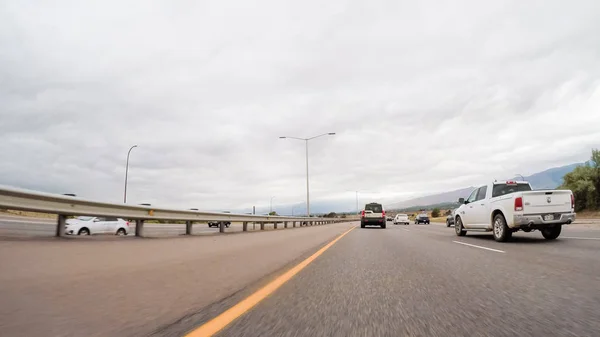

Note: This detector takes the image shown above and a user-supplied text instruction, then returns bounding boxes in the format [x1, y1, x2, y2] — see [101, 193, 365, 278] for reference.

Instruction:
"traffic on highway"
[1, 210, 599, 336]
[2, 1, 600, 336]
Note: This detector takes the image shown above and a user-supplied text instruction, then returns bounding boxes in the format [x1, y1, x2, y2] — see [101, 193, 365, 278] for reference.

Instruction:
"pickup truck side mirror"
[458, 198, 465, 204]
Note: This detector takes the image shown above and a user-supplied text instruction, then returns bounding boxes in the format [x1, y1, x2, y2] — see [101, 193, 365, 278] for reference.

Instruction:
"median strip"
[452, 241, 505, 253]
[184, 226, 356, 337]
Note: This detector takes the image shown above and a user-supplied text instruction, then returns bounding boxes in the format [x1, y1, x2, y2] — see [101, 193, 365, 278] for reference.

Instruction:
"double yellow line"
[185, 226, 356, 337]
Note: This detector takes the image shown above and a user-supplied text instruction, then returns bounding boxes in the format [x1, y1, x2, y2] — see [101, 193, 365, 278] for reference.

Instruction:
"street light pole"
[515, 174, 525, 181]
[280, 133, 336, 217]
[270, 196, 275, 213]
[124, 145, 138, 203]
[305, 139, 310, 216]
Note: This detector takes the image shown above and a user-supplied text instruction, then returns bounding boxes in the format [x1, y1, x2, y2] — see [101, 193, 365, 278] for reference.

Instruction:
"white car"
[65, 216, 130, 236]
[455, 180, 575, 242]
[393, 214, 410, 225]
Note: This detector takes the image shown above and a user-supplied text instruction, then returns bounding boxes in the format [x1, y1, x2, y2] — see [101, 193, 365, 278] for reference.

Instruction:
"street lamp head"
[328, 133, 336, 135]
[279, 136, 286, 139]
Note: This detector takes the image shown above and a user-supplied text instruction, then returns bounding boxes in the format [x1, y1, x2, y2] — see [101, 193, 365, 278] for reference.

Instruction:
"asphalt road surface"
[1, 220, 600, 336]
[0, 221, 354, 337]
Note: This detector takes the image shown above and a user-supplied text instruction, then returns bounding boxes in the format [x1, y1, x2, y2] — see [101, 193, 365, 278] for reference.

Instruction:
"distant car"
[65, 216, 129, 236]
[393, 214, 410, 225]
[360, 202, 386, 229]
[415, 214, 430, 224]
[386, 216, 393, 222]
[208, 221, 231, 228]
[446, 211, 456, 227]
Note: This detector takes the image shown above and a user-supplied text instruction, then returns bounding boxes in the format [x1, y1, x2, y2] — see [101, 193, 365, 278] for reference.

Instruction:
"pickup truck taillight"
[382, 210, 386, 218]
[514, 197, 523, 212]
[361, 210, 365, 218]
[571, 194, 575, 210]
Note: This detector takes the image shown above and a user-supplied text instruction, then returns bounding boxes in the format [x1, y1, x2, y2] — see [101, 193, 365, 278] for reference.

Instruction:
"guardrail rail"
[0, 185, 343, 237]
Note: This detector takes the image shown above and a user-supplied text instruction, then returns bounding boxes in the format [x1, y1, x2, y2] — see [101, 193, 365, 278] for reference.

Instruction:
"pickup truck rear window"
[365, 204, 383, 213]
[492, 183, 532, 198]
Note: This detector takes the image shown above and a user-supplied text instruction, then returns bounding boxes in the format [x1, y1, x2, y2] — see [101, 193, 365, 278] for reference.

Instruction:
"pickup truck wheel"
[381, 223, 386, 229]
[492, 214, 511, 242]
[360, 222, 365, 228]
[541, 225, 561, 240]
[455, 217, 466, 236]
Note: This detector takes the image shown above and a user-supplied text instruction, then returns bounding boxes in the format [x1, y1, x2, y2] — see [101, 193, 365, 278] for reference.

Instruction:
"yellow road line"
[184, 226, 356, 337]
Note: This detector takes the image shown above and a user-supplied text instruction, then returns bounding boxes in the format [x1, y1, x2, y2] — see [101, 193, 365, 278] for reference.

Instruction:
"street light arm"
[307, 132, 336, 140]
[279, 136, 307, 141]
[127, 145, 138, 156]
[280, 133, 335, 141]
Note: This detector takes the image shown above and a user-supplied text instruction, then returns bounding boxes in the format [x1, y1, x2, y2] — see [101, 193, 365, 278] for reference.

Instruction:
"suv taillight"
[514, 197, 523, 212]
[361, 210, 365, 218]
[571, 194, 574, 210]
[382, 210, 386, 218]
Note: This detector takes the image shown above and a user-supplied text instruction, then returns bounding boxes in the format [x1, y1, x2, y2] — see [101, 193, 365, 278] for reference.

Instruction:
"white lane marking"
[453, 241, 505, 253]
[562, 236, 600, 240]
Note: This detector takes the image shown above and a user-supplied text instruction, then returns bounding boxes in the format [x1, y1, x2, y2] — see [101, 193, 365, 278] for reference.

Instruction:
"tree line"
[559, 149, 600, 212]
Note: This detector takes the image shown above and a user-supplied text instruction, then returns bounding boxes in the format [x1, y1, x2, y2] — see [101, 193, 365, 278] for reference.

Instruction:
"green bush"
[560, 149, 600, 212]
[431, 208, 441, 218]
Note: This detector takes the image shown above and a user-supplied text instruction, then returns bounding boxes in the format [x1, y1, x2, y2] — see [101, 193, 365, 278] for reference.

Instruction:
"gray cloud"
[1, 0, 599, 214]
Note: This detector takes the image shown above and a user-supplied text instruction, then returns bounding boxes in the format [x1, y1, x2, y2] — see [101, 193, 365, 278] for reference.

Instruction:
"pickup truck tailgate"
[522, 190, 572, 214]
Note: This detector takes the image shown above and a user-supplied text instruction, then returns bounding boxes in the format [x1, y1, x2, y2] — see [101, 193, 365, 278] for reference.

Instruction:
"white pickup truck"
[454, 181, 575, 242]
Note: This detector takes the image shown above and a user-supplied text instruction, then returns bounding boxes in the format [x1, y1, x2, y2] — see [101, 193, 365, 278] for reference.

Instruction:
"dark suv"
[415, 214, 430, 224]
[360, 203, 386, 229]
[208, 221, 231, 228]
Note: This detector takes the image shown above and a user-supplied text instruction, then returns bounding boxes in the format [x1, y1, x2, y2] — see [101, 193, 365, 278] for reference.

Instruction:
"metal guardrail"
[0, 185, 342, 237]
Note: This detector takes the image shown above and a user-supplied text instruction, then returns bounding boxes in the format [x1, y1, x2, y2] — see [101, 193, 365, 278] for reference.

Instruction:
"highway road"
[1, 220, 600, 336]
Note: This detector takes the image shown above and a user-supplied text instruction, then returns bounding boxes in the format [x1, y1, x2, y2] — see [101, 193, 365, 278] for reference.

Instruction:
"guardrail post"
[135, 220, 144, 237]
[260, 222, 265, 230]
[243, 222, 248, 231]
[284, 221, 288, 228]
[185, 221, 192, 235]
[292, 221, 296, 227]
[219, 221, 225, 233]
[56, 214, 67, 237]
[274, 222, 278, 229]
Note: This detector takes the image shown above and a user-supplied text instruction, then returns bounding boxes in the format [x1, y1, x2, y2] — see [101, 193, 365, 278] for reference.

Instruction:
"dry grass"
[0, 209, 57, 219]
[576, 210, 600, 219]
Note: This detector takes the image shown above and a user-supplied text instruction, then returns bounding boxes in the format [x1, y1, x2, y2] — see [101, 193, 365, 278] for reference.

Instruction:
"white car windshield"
[76, 216, 94, 221]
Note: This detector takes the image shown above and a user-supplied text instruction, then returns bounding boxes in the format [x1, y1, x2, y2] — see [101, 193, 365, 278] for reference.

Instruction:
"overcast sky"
[1, 0, 599, 214]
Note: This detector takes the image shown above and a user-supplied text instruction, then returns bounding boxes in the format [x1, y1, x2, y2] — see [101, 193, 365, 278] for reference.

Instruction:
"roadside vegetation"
[559, 149, 599, 212]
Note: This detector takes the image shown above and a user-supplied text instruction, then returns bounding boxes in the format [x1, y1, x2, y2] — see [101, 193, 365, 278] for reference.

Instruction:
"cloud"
[1, 0, 599, 214]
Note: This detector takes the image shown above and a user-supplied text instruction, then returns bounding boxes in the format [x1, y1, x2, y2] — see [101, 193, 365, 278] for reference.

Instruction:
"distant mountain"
[394, 202, 461, 212]
[386, 162, 582, 210]
[385, 187, 475, 210]
[511, 163, 582, 190]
